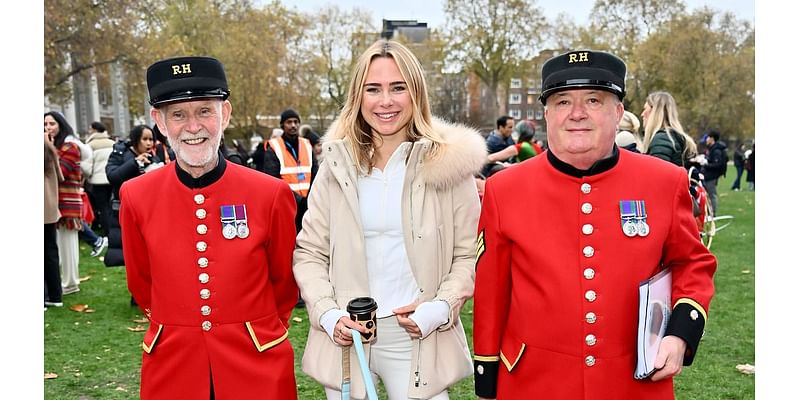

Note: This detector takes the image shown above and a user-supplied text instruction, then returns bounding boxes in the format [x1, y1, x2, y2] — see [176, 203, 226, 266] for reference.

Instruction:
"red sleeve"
[119, 183, 152, 317]
[472, 178, 513, 397]
[266, 182, 299, 327]
[663, 171, 717, 363]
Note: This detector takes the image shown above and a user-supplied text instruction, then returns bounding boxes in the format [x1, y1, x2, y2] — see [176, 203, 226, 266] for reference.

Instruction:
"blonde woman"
[615, 110, 643, 153]
[293, 39, 486, 399]
[641, 91, 697, 167]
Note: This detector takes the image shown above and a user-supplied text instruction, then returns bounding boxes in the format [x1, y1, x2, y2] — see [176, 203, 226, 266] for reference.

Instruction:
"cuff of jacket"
[664, 300, 707, 365]
[474, 356, 499, 398]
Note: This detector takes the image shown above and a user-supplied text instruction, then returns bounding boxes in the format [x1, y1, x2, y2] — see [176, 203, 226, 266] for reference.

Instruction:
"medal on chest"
[619, 200, 649, 237]
[220, 204, 249, 239]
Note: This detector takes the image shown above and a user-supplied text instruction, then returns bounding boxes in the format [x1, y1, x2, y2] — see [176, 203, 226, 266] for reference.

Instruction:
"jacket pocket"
[142, 321, 163, 354]
[244, 313, 289, 352]
[499, 333, 526, 372]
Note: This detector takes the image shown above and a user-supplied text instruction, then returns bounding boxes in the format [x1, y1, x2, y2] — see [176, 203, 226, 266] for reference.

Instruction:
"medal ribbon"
[234, 205, 247, 223]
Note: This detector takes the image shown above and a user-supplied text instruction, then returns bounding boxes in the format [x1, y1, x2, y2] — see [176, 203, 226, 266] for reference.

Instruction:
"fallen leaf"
[292, 317, 303, 323]
[132, 317, 149, 324]
[736, 363, 755, 375]
[127, 325, 146, 332]
[115, 387, 128, 392]
[44, 372, 58, 380]
[79, 275, 91, 282]
[84, 309, 96, 313]
[70, 304, 89, 312]
[741, 270, 751, 274]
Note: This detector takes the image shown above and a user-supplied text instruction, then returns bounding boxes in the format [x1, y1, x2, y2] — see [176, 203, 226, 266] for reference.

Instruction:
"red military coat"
[473, 149, 716, 399]
[120, 159, 298, 399]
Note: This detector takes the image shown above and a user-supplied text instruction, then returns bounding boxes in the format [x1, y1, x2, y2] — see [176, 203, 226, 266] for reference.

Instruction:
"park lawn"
[44, 172, 754, 399]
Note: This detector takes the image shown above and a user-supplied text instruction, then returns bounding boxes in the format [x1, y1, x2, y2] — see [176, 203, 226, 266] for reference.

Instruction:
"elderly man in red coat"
[472, 50, 716, 400]
[120, 56, 298, 399]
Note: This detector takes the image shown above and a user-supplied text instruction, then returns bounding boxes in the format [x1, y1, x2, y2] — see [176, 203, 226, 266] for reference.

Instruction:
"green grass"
[44, 172, 754, 399]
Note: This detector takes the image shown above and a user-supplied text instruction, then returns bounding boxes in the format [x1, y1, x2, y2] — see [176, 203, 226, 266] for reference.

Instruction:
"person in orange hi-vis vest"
[258, 108, 318, 233]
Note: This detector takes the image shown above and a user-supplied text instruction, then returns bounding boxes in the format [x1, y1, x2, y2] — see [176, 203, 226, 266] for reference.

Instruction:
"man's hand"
[651, 335, 687, 381]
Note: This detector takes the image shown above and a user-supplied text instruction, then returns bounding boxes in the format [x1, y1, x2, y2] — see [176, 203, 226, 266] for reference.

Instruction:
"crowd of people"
[44, 40, 752, 399]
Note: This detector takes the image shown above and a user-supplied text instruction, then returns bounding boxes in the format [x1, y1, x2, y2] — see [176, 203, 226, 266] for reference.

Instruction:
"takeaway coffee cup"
[347, 297, 378, 343]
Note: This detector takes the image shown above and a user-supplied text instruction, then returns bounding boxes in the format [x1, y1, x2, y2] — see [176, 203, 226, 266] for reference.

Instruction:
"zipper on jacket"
[414, 339, 421, 387]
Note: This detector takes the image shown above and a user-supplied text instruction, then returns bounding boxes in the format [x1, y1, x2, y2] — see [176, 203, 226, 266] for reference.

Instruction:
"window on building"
[509, 93, 522, 104]
[510, 109, 521, 119]
[510, 78, 522, 88]
[527, 109, 535, 120]
[527, 94, 535, 105]
[535, 110, 544, 120]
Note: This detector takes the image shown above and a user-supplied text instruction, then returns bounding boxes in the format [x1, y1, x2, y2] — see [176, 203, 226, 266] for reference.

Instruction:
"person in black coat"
[105, 125, 164, 268]
[700, 130, 727, 216]
[731, 143, 746, 191]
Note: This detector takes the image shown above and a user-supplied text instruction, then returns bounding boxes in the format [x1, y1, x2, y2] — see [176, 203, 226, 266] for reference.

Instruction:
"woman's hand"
[135, 152, 152, 166]
[333, 316, 370, 346]
[392, 302, 422, 338]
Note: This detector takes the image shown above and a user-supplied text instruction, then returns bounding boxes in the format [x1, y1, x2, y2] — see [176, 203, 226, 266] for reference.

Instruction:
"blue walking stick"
[341, 330, 378, 400]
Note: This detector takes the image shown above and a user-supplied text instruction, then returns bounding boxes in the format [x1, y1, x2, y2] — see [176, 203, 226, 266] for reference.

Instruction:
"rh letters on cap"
[172, 63, 192, 75]
[568, 52, 589, 64]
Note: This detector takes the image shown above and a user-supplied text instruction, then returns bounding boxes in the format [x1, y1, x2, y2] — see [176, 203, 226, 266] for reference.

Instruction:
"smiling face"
[152, 99, 231, 175]
[360, 56, 412, 141]
[544, 89, 623, 169]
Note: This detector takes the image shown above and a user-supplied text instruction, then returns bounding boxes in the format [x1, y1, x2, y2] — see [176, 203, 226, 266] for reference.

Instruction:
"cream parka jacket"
[293, 117, 487, 399]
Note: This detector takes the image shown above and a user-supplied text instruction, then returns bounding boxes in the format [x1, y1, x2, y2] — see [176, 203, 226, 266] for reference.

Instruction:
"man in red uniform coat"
[473, 50, 716, 400]
[120, 56, 298, 399]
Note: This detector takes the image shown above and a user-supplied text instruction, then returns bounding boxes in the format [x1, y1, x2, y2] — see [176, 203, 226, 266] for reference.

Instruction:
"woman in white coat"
[293, 39, 487, 400]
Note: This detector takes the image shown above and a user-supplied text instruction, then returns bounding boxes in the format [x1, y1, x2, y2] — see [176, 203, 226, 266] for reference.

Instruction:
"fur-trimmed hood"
[322, 116, 487, 189]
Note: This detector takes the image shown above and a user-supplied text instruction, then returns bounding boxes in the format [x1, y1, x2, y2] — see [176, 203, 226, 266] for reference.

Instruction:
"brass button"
[202, 321, 212, 331]
[583, 246, 594, 257]
[196, 209, 207, 219]
[200, 289, 211, 300]
[198, 257, 209, 268]
[585, 312, 597, 324]
[585, 334, 597, 346]
[581, 203, 593, 214]
[585, 290, 597, 302]
[583, 268, 595, 280]
[199, 273, 209, 284]
[194, 194, 205, 205]
[201, 305, 211, 316]
[581, 183, 591, 194]
[196, 241, 207, 252]
[197, 224, 208, 235]
[582, 224, 594, 235]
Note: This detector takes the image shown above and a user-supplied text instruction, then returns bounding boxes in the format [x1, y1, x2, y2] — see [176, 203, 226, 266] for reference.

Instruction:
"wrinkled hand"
[392, 302, 422, 338]
[651, 335, 687, 381]
[332, 316, 369, 347]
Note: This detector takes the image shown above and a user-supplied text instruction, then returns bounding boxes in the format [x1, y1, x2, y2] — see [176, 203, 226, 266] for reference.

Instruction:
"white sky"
[280, 0, 754, 29]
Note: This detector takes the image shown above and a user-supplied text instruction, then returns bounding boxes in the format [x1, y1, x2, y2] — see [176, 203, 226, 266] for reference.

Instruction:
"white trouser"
[57, 227, 80, 289]
[325, 316, 449, 400]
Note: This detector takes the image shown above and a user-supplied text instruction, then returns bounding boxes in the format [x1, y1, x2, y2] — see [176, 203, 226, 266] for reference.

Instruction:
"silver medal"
[222, 224, 237, 240]
[237, 223, 250, 239]
[637, 220, 650, 237]
[622, 220, 638, 237]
